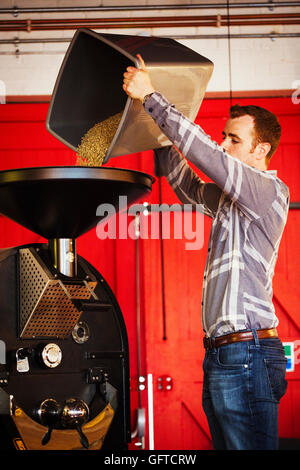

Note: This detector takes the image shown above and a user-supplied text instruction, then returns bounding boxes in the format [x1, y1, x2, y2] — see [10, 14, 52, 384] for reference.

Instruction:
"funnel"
[0, 166, 153, 240]
[46, 28, 213, 163]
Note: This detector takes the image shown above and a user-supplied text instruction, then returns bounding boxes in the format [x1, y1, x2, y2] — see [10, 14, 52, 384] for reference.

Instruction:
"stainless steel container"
[46, 28, 213, 163]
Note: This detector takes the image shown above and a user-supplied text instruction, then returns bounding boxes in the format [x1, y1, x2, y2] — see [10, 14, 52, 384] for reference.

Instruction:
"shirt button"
[149, 107, 153, 112]
[161, 123, 165, 128]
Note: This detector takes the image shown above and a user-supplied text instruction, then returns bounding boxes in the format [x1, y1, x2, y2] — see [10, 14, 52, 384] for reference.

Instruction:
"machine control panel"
[16, 343, 63, 372]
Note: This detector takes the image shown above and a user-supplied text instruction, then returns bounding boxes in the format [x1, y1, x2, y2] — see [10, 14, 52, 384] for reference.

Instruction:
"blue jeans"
[202, 332, 288, 450]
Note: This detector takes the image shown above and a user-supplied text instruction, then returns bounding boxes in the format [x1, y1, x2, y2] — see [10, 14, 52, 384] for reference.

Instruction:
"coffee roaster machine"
[0, 166, 153, 451]
[0, 29, 213, 450]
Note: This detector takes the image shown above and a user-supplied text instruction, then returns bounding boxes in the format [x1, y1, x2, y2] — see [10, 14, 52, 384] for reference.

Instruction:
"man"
[123, 55, 289, 450]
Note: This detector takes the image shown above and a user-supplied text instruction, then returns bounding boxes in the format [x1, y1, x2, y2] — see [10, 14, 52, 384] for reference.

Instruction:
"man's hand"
[123, 54, 155, 102]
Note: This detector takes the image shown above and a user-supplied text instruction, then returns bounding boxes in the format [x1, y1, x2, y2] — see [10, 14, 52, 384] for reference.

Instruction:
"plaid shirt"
[145, 92, 289, 338]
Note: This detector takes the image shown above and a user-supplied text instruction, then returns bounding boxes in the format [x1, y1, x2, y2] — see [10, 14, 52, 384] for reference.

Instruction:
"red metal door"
[0, 96, 299, 450]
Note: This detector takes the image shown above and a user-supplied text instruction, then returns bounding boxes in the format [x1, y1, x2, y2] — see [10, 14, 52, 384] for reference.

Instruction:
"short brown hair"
[229, 104, 281, 163]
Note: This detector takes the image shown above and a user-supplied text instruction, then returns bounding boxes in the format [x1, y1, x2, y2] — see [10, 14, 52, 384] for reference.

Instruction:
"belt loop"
[252, 329, 260, 347]
[204, 335, 215, 350]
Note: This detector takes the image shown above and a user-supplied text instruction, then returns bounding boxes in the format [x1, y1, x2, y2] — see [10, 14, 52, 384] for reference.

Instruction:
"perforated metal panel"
[19, 248, 97, 339]
[64, 281, 97, 299]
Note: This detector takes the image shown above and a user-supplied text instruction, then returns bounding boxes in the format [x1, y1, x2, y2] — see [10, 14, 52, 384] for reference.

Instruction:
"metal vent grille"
[19, 248, 96, 339]
[64, 281, 97, 299]
[19, 248, 50, 333]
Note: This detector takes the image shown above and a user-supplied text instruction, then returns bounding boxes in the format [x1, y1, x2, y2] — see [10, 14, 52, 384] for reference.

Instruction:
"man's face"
[220, 114, 260, 168]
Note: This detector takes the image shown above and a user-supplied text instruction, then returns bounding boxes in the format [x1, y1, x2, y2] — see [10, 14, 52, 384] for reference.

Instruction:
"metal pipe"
[2, 22, 300, 32]
[1, 14, 300, 32]
[3, 13, 300, 23]
[158, 179, 167, 342]
[134, 215, 142, 405]
[1, 3, 300, 15]
[172, 32, 300, 39]
[3, 22, 299, 32]
[0, 32, 299, 46]
[48, 238, 77, 277]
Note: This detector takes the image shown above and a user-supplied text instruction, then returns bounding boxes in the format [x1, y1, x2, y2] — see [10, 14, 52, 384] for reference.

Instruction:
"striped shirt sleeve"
[154, 145, 222, 218]
[146, 92, 287, 220]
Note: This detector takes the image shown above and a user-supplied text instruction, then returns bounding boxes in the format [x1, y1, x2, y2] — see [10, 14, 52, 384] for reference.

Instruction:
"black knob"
[61, 398, 89, 449]
[61, 398, 89, 427]
[38, 398, 61, 446]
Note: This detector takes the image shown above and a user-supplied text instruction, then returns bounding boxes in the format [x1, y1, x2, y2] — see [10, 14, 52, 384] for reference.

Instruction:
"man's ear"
[256, 142, 271, 160]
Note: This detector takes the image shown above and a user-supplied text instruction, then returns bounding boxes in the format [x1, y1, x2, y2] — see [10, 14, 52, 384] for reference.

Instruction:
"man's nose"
[220, 139, 229, 151]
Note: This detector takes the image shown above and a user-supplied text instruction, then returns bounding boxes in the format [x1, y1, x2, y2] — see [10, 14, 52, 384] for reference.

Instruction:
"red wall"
[0, 95, 299, 449]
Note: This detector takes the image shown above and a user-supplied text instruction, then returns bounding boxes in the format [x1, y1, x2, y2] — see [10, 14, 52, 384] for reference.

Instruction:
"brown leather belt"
[203, 328, 278, 350]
